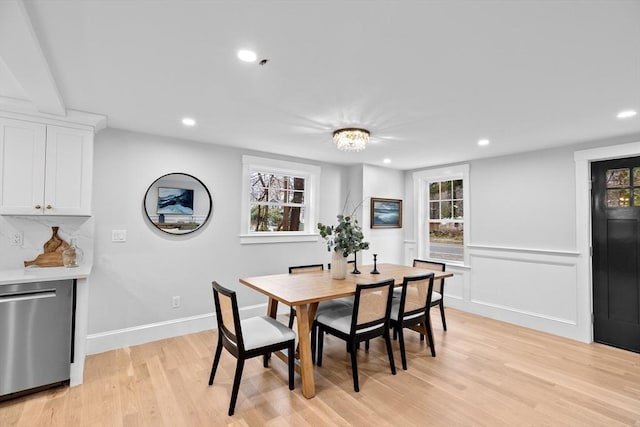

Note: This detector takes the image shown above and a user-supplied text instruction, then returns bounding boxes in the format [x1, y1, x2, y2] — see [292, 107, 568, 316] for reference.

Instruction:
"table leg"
[267, 297, 278, 318]
[295, 304, 316, 398]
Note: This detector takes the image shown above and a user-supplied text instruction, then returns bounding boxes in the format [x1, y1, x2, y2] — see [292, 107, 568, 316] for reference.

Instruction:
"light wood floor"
[2, 308, 640, 426]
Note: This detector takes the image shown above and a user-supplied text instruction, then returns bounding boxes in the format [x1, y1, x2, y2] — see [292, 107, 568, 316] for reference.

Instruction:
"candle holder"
[371, 254, 380, 274]
[351, 251, 361, 274]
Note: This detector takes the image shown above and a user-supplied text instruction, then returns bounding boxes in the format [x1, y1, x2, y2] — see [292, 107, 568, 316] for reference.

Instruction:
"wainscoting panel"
[441, 245, 585, 342]
[469, 253, 577, 324]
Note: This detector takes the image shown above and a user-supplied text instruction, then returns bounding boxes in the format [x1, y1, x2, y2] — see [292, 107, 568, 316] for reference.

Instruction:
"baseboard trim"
[86, 302, 276, 355]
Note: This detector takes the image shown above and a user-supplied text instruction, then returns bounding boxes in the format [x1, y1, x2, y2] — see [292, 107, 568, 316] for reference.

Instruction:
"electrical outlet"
[172, 296, 181, 308]
[10, 231, 23, 246]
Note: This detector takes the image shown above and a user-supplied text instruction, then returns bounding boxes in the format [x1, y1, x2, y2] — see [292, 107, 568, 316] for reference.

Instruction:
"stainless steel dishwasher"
[0, 279, 74, 398]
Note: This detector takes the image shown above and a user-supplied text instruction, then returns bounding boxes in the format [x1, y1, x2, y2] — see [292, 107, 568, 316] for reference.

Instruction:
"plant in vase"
[318, 214, 369, 279]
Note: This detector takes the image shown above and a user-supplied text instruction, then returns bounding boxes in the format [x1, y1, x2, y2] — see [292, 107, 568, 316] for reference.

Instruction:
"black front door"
[592, 157, 640, 353]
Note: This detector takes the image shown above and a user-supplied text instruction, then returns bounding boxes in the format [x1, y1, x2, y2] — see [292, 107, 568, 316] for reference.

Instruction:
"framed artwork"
[157, 187, 194, 215]
[370, 198, 402, 228]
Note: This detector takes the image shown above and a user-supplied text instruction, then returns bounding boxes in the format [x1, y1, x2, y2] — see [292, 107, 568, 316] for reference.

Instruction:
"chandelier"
[333, 128, 370, 152]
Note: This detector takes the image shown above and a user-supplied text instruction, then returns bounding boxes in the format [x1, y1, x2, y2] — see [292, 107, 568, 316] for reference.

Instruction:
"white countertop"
[0, 264, 92, 285]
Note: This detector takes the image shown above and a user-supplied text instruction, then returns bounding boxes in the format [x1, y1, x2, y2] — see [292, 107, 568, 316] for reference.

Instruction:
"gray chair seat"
[241, 316, 296, 350]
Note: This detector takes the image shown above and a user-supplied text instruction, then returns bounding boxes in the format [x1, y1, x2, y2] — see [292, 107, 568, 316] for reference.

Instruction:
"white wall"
[87, 129, 348, 353]
[403, 139, 640, 343]
[362, 164, 405, 265]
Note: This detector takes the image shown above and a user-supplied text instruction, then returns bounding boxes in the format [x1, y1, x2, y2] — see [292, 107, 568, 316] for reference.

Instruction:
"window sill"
[239, 233, 320, 245]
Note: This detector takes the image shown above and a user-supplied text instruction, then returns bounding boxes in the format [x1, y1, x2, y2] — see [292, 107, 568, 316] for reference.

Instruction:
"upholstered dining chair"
[316, 279, 396, 392]
[288, 264, 325, 328]
[209, 281, 295, 416]
[389, 273, 436, 370]
[288, 264, 353, 363]
[413, 259, 448, 331]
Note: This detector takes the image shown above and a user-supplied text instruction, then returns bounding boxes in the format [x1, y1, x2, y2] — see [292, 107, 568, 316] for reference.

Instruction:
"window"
[428, 179, 464, 262]
[413, 165, 469, 265]
[241, 156, 320, 244]
[605, 167, 640, 207]
[249, 172, 305, 231]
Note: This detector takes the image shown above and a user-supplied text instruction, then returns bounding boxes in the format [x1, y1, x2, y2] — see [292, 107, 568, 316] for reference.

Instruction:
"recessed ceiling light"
[383, 158, 391, 164]
[617, 110, 637, 119]
[237, 49, 257, 62]
[478, 139, 490, 146]
[182, 117, 196, 126]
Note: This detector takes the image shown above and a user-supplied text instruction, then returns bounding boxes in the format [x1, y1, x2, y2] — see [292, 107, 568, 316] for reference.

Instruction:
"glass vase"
[62, 238, 83, 268]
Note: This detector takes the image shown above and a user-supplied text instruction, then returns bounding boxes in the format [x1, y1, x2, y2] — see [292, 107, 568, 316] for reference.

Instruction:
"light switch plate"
[112, 230, 127, 242]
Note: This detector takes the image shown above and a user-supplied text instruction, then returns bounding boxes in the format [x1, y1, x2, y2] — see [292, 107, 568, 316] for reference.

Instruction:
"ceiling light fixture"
[478, 138, 490, 146]
[383, 158, 391, 164]
[182, 117, 196, 126]
[333, 128, 370, 152]
[237, 49, 257, 62]
[617, 110, 637, 119]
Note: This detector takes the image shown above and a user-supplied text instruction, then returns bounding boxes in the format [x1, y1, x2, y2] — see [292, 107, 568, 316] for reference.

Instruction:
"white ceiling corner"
[1, 1, 639, 170]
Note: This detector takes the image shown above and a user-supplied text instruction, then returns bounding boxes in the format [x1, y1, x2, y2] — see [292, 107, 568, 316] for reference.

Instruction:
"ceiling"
[1, 0, 639, 170]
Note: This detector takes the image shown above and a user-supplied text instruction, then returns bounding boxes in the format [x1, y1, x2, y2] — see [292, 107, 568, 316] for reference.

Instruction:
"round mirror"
[143, 173, 212, 235]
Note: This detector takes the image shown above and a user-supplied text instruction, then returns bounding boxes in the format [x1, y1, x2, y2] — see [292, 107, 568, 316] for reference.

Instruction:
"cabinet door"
[0, 118, 47, 215]
[44, 125, 93, 216]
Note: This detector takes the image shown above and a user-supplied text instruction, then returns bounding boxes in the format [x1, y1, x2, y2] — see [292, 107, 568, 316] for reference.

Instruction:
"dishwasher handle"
[0, 288, 56, 303]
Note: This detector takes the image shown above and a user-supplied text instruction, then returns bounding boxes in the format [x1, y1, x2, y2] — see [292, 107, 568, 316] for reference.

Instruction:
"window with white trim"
[413, 164, 469, 264]
[240, 156, 320, 244]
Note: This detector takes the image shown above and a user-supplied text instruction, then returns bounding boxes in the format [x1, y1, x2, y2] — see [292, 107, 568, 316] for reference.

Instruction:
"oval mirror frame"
[143, 172, 212, 235]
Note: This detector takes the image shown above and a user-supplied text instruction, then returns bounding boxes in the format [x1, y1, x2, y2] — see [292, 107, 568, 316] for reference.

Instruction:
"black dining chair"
[389, 273, 436, 370]
[288, 264, 353, 363]
[413, 259, 448, 331]
[208, 281, 296, 416]
[316, 279, 396, 392]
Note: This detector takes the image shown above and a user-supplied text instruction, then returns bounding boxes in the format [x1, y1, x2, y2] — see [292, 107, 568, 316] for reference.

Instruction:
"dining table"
[239, 262, 454, 398]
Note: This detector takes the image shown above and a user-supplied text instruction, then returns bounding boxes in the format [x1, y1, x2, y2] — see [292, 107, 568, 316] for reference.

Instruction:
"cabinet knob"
[46, 205, 53, 210]
[35, 205, 42, 209]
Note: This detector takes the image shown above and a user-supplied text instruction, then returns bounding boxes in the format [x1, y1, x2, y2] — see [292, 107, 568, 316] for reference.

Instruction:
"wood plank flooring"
[2, 308, 640, 426]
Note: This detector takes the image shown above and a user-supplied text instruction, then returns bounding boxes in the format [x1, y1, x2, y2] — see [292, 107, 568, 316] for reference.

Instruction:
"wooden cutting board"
[24, 226, 70, 267]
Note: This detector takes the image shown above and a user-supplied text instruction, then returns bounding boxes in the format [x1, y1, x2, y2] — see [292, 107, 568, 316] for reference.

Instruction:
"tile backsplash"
[0, 215, 94, 270]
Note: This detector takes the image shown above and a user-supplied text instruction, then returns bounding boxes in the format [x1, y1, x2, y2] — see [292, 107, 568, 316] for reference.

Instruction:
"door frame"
[574, 140, 640, 343]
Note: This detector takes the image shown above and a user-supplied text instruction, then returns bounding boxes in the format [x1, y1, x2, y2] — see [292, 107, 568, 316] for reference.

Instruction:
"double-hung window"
[413, 164, 469, 264]
[241, 155, 320, 244]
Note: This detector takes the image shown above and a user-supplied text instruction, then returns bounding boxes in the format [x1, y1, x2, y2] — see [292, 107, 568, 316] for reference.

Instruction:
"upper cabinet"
[0, 117, 93, 216]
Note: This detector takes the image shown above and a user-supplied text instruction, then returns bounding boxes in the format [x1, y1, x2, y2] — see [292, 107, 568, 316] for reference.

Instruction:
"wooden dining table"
[239, 263, 454, 398]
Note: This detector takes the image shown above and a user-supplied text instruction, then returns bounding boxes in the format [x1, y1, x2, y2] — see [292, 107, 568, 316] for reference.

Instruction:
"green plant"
[317, 214, 369, 257]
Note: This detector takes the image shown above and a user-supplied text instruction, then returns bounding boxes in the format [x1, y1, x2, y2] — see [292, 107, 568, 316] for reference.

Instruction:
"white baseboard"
[86, 303, 278, 355]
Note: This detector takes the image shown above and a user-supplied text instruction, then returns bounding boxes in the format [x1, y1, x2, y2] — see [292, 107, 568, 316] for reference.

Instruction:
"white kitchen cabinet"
[0, 117, 93, 216]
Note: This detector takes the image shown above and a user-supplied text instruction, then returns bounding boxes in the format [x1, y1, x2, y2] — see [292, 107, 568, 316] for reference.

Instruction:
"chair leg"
[288, 340, 295, 390]
[397, 326, 407, 370]
[365, 339, 370, 351]
[208, 342, 223, 385]
[350, 341, 360, 392]
[384, 329, 396, 375]
[288, 307, 296, 329]
[439, 301, 447, 331]
[228, 358, 245, 416]
[263, 353, 269, 368]
[425, 317, 436, 357]
[317, 328, 325, 367]
[311, 320, 317, 364]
